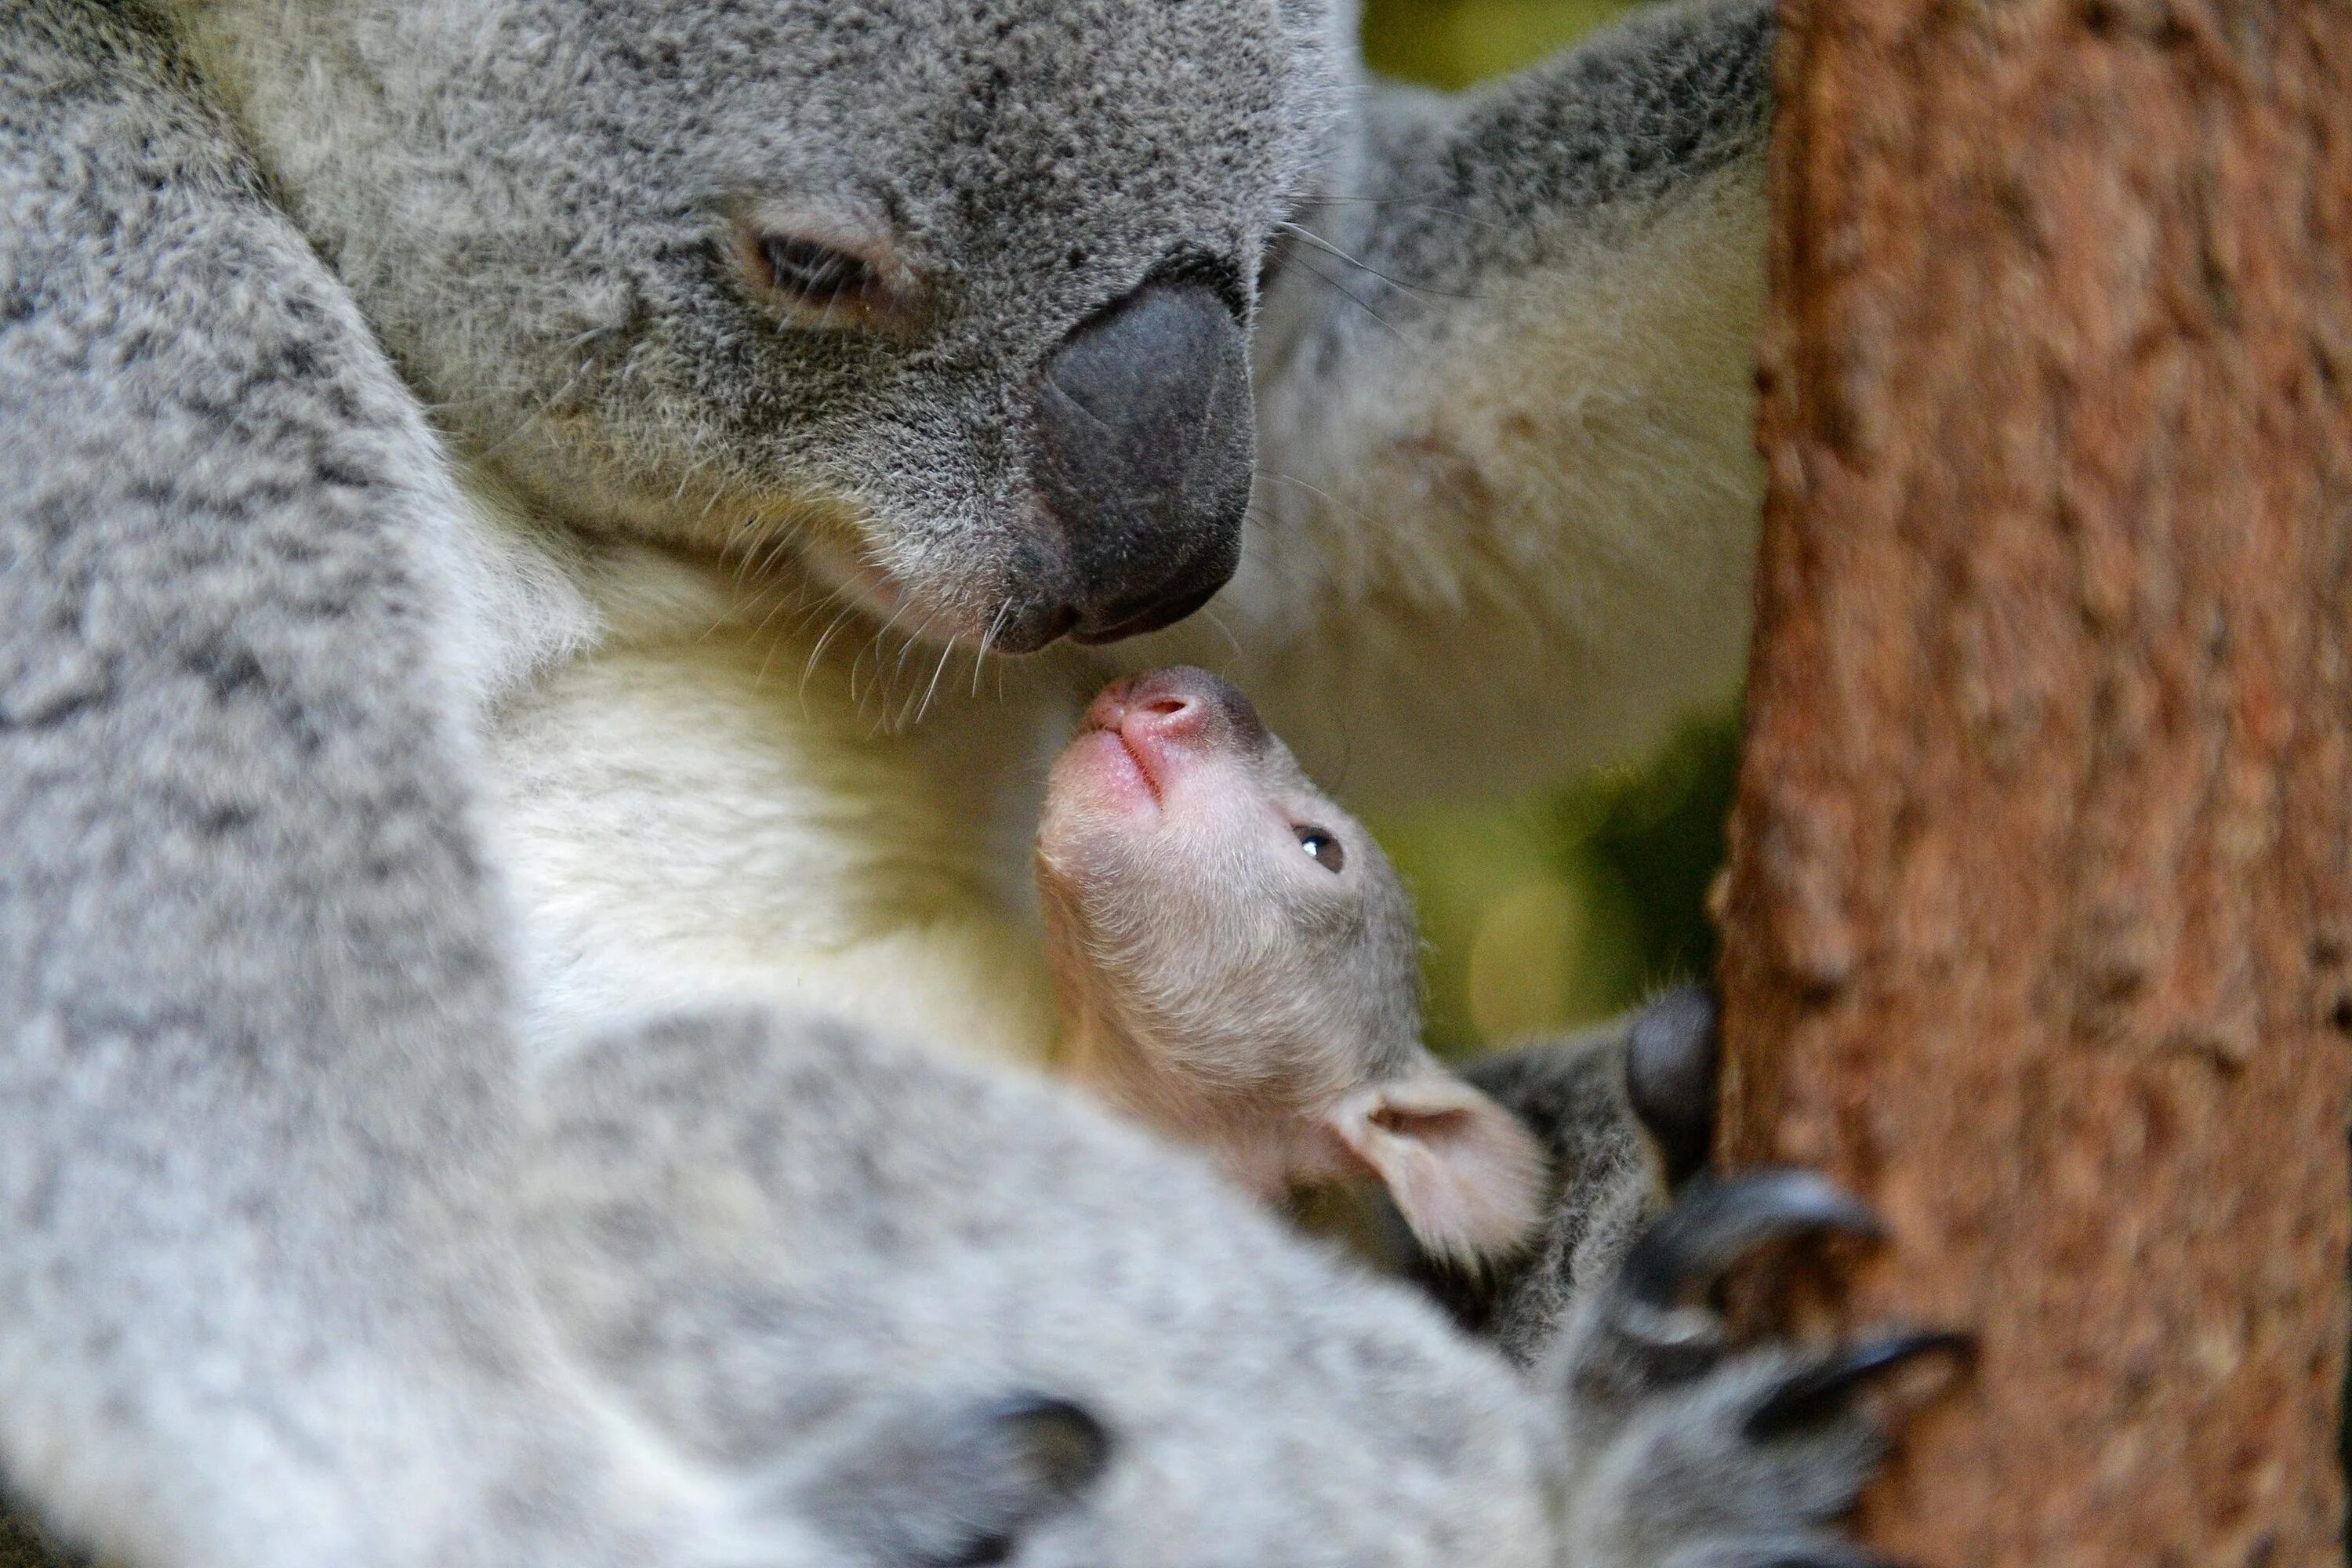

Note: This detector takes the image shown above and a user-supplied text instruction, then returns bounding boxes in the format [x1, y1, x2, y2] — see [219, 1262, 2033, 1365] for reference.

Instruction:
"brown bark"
[1715, 0, 2352, 1562]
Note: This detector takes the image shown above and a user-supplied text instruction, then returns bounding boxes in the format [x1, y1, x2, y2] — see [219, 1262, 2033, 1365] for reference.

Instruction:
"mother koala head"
[179, 0, 1350, 655]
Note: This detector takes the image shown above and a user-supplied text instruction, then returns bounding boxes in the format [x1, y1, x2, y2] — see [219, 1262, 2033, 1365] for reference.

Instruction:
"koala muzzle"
[1022, 278, 1254, 649]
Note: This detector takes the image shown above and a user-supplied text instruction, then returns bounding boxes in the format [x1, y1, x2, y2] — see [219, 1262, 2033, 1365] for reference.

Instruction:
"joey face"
[190, 0, 1347, 653]
[1037, 666, 1422, 1110]
[1038, 667, 1548, 1261]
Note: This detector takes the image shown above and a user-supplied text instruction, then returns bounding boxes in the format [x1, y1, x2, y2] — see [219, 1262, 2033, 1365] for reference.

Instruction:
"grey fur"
[171, 0, 1344, 651]
[1152, 0, 1779, 801]
[0, 0, 1920, 1563]
[1401, 995, 1723, 1369]
[1445, 1022, 1665, 1367]
[522, 1007, 1908, 1568]
[0, 9, 706, 1565]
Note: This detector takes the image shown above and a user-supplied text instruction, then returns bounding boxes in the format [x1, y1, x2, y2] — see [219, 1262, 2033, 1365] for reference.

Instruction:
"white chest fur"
[466, 529, 1080, 1073]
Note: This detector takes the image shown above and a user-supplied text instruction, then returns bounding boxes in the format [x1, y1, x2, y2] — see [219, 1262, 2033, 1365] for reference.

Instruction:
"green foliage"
[1362, 0, 1641, 88]
[1373, 713, 1741, 1055]
[1356, 0, 1734, 1055]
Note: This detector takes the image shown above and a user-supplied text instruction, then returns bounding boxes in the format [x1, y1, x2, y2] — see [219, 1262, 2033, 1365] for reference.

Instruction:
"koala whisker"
[1198, 606, 1247, 662]
[749, 579, 843, 690]
[893, 616, 931, 679]
[872, 615, 936, 734]
[1236, 510, 1306, 595]
[802, 601, 862, 703]
[1280, 252, 1408, 344]
[972, 597, 1014, 698]
[1257, 469, 1379, 535]
[1279, 185, 1506, 229]
[744, 528, 804, 593]
[861, 594, 915, 687]
[910, 635, 958, 728]
[853, 632, 889, 710]
[848, 592, 924, 723]
[1275, 221, 1483, 302]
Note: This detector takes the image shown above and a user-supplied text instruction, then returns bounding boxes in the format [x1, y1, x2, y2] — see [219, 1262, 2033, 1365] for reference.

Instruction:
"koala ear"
[797, 1391, 1112, 1566]
[1323, 1076, 1549, 1269]
[1624, 985, 1722, 1189]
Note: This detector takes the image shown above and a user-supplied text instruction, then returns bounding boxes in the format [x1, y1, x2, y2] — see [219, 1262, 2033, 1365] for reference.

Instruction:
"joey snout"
[1041, 666, 1274, 827]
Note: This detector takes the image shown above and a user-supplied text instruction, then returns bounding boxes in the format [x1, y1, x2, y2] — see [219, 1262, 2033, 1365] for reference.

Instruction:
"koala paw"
[1555, 1171, 1966, 1568]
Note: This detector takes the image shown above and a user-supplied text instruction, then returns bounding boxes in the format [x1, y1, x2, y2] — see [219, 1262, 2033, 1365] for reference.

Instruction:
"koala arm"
[529, 999, 1947, 1568]
[0, 9, 713, 1563]
[1141, 0, 1772, 806]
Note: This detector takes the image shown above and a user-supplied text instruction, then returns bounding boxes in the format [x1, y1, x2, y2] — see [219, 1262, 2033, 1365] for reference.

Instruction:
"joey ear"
[1323, 1076, 1549, 1269]
[799, 1391, 1112, 1566]
[1624, 985, 1722, 1188]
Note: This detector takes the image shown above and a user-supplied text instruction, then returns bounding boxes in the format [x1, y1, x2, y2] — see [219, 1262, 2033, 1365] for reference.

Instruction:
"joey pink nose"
[1094, 666, 1268, 754]
[1080, 680, 1137, 735]
[1123, 688, 1207, 744]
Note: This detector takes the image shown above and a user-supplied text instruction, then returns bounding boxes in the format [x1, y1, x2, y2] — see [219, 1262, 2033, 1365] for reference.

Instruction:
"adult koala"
[0, 1, 1908, 1566]
[156, 0, 1767, 1064]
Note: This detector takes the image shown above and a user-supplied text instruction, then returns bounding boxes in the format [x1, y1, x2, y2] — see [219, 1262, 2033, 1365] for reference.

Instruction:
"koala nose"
[1087, 666, 1269, 755]
[1028, 279, 1254, 647]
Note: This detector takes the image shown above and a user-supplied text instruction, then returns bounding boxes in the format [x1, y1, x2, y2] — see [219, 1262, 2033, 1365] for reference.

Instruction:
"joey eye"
[1294, 826, 1345, 873]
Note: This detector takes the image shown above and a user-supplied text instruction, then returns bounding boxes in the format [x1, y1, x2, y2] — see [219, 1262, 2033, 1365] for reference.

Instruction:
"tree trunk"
[1714, 0, 2352, 1561]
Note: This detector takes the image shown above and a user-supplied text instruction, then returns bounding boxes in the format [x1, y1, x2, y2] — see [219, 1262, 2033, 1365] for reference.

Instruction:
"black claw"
[1625, 984, 1721, 1186]
[1618, 1171, 1883, 1310]
[1745, 1330, 1975, 1438]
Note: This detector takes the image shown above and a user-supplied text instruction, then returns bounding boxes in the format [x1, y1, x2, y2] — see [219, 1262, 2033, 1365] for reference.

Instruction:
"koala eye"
[731, 215, 914, 330]
[1294, 826, 1345, 873]
[754, 234, 884, 314]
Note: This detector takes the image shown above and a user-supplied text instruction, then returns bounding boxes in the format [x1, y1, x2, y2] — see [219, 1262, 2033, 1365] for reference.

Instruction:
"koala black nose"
[1027, 278, 1254, 647]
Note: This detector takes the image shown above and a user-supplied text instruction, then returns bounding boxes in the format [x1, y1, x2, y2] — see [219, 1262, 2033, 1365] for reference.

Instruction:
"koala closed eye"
[733, 220, 909, 328]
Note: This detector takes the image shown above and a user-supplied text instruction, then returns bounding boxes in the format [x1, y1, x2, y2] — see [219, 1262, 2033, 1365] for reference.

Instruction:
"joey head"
[1036, 665, 1546, 1266]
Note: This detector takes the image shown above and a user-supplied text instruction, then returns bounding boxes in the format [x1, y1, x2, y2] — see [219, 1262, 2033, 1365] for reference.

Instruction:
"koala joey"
[1036, 666, 1548, 1266]
[1024, 673, 1936, 1377]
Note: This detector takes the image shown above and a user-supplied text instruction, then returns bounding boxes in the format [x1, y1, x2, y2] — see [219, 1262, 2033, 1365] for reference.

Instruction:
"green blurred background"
[1355, 0, 1744, 1056]
[1362, 0, 1642, 88]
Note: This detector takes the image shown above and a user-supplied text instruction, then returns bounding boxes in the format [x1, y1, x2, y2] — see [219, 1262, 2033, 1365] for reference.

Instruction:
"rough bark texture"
[1715, 0, 2352, 1562]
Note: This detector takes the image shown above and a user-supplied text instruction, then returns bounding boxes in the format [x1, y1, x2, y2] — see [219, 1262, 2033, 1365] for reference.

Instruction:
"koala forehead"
[348, 0, 1341, 310]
